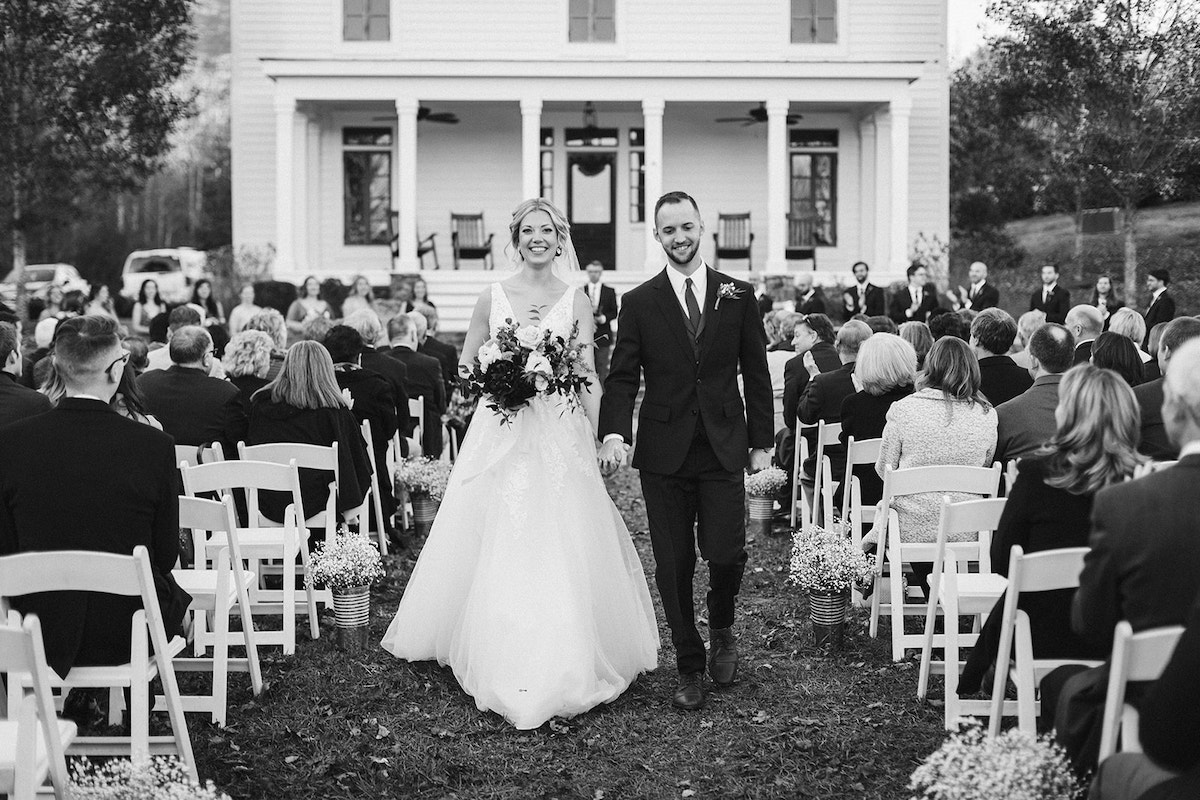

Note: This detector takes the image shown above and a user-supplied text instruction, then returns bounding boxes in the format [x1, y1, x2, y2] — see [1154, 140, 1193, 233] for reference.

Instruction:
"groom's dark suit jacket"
[600, 267, 773, 475]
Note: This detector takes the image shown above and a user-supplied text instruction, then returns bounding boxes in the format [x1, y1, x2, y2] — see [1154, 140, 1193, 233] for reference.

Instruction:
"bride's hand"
[597, 438, 628, 475]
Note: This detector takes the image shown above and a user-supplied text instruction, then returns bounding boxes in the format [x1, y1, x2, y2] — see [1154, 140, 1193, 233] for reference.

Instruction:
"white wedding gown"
[381, 283, 659, 729]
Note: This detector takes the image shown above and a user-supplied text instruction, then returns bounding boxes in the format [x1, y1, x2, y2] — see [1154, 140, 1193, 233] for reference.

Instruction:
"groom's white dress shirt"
[665, 261, 709, 320]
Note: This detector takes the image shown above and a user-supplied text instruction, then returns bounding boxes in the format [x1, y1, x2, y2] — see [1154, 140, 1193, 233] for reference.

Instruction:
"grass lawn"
[184, 467, 949, 799]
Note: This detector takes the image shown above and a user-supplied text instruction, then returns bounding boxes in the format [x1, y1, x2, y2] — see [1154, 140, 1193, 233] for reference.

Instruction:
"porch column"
[888, 94, 912, 270]
[765, 98, 790, 272]
[521, 98, 543, 201]
[273, 94, 297, 273]
[858, 115, 877, 271]
[395, 97, 419, 272]
[642, 98, 665, 268]
[296, 113, 318, 274]
[873, 110, 892, 272]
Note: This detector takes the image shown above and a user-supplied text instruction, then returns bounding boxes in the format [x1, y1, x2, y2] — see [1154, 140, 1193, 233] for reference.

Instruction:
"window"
[628, 128, 644, 223]
[790, 0, 836, 44]
[564, 127, 619, 147]
[540, 128, 555, 201]
[343, 128, 392, 245]
[789, 130, 837, 246]
[569, 0, 615, 42]
[344, 0, 389, 41]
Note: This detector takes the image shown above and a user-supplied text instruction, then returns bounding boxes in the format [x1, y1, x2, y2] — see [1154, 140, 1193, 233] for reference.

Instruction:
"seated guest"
[1046, 339, 1200, 774]
[385, 313, 445, 458]
[343, 309, 410, 453]
[241, 309, 289, 380]
[0, 321, 52, 426]
[776, 314, 840, 475]
[124, 336, 151, 376]
[21, 316, 62, 389]
[145, 306, 226, 378]
[247, 341, 372, 537]
[301, 314, 335, 344]
[227, 284, 261, 336]
[1090, 331, 1144, 387]
[1136, 317, 1200, 461]
[928, 309, 969, 342]
[898, 322, 933, 371]
[222, 330, 275, 418]
[866, 315, 899, 335]
[1144, 320, 1169, 382]
[960, 365, 1138, 694]
[767, 312, 804, 423]
[413, 303, 459, 399]
[138, 326, 247, 452]
[1010, 310, 1047, 371]
[994, 323, 1075, 463]
[0, 315, 189, 679]
[1108, 307, 1152, 368]
[838, 333, 917, 508]
[797, 320, 872, 483]
[1065, 304, 1104, 365]
[971, 308, 1034, 406]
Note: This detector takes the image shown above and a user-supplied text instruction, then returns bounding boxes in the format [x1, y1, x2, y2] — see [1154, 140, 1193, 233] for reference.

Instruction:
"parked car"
[120, 247, 209, 304]
[0, 263, 90, 306]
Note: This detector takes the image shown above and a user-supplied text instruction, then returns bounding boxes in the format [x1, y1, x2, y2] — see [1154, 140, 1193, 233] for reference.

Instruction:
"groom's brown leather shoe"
[708, 627, 739, 687]
[672, 672, 706, 710]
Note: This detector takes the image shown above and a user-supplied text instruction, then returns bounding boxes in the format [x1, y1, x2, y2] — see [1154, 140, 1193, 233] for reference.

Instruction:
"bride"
[381, 198, 659, 729]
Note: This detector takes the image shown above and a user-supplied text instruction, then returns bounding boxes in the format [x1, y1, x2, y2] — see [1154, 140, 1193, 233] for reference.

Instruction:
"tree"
[0, 0, 194, 313]
[986, 0, 1200, 298]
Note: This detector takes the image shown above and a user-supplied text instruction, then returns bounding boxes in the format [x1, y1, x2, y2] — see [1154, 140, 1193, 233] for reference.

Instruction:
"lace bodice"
[488, 283, 576, 339]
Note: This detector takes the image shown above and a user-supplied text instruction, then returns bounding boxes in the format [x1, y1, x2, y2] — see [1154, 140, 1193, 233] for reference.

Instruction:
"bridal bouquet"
[909, 721, 1079, 800]
[788, 523, 873, 595]
[460, 319, 593, 423]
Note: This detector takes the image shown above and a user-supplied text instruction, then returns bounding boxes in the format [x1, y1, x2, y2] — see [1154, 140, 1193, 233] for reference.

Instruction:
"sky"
[947, 0, 997, 66]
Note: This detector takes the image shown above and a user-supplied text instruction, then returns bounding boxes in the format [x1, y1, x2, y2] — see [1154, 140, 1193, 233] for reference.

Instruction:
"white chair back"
[408, 396, 425, 456]
[840, 436, 883, 523]
[812, 420, 843, 527]
[175, 441, 224, 468]
[789, 423, 813, 529]
[182, 458, 305, 534]
[1099, 622, 1184, 760]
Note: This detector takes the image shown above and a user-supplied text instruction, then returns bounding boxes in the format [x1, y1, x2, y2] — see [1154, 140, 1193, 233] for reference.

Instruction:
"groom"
[598, 191, 773, 710]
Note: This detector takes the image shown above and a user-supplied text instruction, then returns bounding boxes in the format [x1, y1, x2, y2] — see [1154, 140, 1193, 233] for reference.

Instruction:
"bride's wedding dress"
[381, 283, 659, 729]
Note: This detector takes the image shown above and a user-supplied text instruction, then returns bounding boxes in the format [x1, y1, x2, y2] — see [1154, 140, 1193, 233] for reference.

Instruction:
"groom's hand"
[748, 448, 773, 473]
[598, 437, 629, 475]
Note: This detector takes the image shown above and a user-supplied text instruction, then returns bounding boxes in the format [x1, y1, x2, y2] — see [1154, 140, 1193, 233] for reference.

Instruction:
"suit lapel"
[651, 269, 697, 361]
[697, 267, 724, 363]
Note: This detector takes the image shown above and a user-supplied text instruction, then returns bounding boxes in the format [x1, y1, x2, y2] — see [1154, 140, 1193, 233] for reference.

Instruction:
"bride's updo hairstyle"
[254, 340, 347, 410]
[507, 198, 571, 261]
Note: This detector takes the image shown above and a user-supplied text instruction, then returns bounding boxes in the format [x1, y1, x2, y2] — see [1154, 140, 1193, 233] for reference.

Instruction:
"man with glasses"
[0, 314, 190, 704]
[138, 324, 247, 454]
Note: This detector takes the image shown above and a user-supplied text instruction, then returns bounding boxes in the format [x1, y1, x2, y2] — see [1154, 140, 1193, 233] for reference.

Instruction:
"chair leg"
[108, 686, 123, 726]
[131, 632, 150, 765]
[943, 595, 960, 729]
[888, 553, 905, 661]
[917, 588, 940, 699]
[213, 591, 231, 727]
[298, 542, 320, 641]
[236, 574, 264, 696]
[1014, 618, 1037, 733]
[282, 550, 296, 655]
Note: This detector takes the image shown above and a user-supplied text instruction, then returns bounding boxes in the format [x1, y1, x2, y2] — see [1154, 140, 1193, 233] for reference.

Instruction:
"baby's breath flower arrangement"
[395, 457, 452, 501]
[70, 757, 230, 800]
[909, 721, 1080, 800]
[307, 527, 385, 591]
[744, 466, 789, 497]
[789, 523, 874, 594]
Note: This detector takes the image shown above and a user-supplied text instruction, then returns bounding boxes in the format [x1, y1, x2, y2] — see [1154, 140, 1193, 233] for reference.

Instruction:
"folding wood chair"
[0, 548, 196, 780]
[840, 436, 883, 551]
[168, 495, 264, 727]
[1097, 622, 1184, 761]
[359, 420, 390, 555]
[408, 396, 425, 457]
[868, 463, 1003, 661]
[174, 442, 225, 468]
[1002, 459, 1019, 495]
[450, 213, 495, 270]
[712, 213, 753, 270]
[916, 496, 1009, 727]
[180, 459, 317, 654]
[811, 420, 842, 528]
[789, 422, 814, 530]
[0, 615, 75, 800]
[987, 545, 1101, 736]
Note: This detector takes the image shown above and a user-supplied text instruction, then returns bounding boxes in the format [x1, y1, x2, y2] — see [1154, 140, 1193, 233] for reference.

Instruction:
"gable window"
[344, 0, 389, 41]
[790, 0, 837, 44]
[343, 128, 392, 245]
[789, 130, 837, 247]
[569, 0, 615, 43]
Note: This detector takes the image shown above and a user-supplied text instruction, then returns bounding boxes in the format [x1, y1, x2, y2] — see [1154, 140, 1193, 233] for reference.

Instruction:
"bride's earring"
[556, 247, 563, 256]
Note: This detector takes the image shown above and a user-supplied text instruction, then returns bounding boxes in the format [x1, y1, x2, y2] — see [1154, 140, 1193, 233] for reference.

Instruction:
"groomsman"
[584, 260, 619, 383]
[1143, 269, 1176, 345]
[888, 264, 939, 324]
[841, 261, 886, 317]
[947, 261, 1000, 312]
[1029, 264, 1071, 324]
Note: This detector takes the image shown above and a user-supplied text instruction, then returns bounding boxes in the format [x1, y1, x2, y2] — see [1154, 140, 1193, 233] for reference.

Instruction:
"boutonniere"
[716, 282, 744, 309]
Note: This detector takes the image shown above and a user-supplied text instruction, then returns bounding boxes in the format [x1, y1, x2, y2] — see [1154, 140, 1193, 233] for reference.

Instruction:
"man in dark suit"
[947, 261, 1000, 312]
[138, 326, 247, 453]
[781, 313, 839, 428]
[970, 308, 1033, 406]
[1065, 304, 1103, 365]
[796, 320, 872, 483]
[888, 264, 940, 324]
[583, 260, 620, 383]
[0, 321, 52, 427]
[342, 308, 410, 456]
[413, 304, 459, 399]
[0, 315, 190, 680]
[1029, 263, 1071, 324]
[385, 313, 445, 458]
[994, 323, 1075, 463]
[755, 277, 774, 317]
[1143, 269, 1176, 344]
[598, 191, 773, 711]
[793, 273, 826, 315]
[842, 261, 886, 318]
[1135, 316, 1200, 461]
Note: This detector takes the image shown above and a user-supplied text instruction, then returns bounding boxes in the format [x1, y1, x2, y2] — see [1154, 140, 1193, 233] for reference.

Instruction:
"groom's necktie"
[684, 278, 702, 334]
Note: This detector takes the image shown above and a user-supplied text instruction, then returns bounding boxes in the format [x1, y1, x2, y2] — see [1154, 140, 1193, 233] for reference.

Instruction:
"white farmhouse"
[232, 0, 948, 328]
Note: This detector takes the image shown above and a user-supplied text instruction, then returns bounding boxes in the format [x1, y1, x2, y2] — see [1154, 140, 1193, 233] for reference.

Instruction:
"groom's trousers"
[640, 427, 747, 675]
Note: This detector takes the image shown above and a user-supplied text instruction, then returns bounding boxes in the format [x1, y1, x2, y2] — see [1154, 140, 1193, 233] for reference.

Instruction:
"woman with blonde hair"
[1010, 309, 1046, 371]
[1107, 307, 1152, 365]
[898, 321, 933, 371]
[960, 365, 1142, 693]
[246, 341, 371, 539]
[242, 308, 288, 379]
[223, 329, 274, 415]
[341, 275, 375, 318]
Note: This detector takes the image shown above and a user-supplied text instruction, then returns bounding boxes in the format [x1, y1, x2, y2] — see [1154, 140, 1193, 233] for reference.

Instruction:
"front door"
[567, 152, 616, 269]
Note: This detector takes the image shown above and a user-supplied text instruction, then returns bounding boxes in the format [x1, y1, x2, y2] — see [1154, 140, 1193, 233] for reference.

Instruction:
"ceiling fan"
[372, 106, 459, 124]
[715, 102, 801, 126]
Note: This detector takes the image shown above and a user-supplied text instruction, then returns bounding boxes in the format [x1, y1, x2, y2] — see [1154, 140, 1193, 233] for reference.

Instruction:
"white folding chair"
[868, 463, 1003, 661]
[987, 545, 1101, 736]
[359, 420, 390, 555]
[168, 495, 264, 727]
[1132, 460, 1177, 480]
[840, 436, 883, 551]
[1002, 459, 1019, 495]
[174, 441, 225, 468]
[789, 422, 814, 530]
[0, 616, 75, 800]
[180, 459, 318, 653]
[408, 396, 425, 457]
[1097, 622, 1184, 761]
[811, 420, 843, 527]
[916, 496, 1009, 727]
[389, 432, 411, 533]
[0, 548, 196, 780]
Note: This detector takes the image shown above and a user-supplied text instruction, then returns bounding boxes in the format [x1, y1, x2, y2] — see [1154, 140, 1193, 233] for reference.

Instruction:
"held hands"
[748, 449, 773, 473]
[597, 438, 629, 476]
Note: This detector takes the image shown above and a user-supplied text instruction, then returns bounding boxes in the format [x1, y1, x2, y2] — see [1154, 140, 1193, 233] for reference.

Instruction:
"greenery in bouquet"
[459, 319, 593, 423]
[788, 523, 874, 595]
[307, 527, 385, 592]
[909, 720, 1080, 800]
[70, 757, 230, 799]
[744, 466, 789, 498]
[395, 456, 452, 501]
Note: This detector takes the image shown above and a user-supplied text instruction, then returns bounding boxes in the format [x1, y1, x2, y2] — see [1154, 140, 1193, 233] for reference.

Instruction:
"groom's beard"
[663, 239, 700, 266]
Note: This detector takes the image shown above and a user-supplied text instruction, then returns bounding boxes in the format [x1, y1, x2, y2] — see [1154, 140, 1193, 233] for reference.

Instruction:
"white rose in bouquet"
[516, 325, 544, 349]
[477, 340, 503, 370]
[525, 352, 554, 391]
